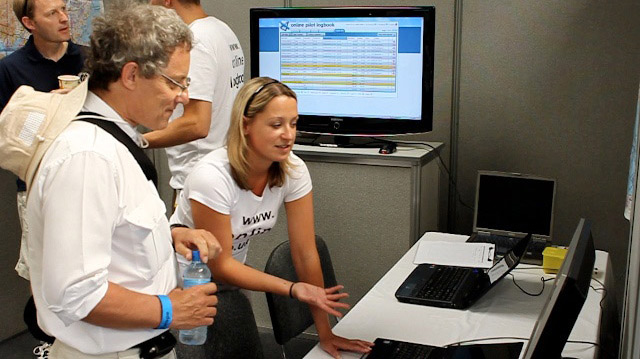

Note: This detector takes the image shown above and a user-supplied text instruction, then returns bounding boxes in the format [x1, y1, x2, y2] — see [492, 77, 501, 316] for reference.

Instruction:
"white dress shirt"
[26, 92, 178, 354]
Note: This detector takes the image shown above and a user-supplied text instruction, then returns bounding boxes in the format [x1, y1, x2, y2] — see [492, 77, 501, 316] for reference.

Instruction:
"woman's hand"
[319, 332, 374, 359]
[291, 283, 350, 317]
[171, 227, 221, 263]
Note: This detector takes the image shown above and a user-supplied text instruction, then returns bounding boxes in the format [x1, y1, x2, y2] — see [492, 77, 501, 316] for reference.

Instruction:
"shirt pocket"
[123, 192, 168, 280]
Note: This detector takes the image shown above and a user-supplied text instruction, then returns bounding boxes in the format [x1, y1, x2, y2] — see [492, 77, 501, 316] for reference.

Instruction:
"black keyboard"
[416, 266, 470, 301]
[469, 233, 549, 264]
[389, 341, 434, 359]
[469, 233, 516, 254]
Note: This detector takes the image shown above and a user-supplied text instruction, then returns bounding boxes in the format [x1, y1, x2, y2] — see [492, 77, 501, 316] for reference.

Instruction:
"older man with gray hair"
[25, 3, 220, 358]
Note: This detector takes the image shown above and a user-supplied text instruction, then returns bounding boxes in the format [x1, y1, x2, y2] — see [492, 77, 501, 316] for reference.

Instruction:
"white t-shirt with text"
[170, 148, 312, 265]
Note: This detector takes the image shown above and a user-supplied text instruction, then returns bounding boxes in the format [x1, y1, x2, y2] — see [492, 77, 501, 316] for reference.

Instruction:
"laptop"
[466, 171, 556, 260]
[395, 234, 531, 309]
[361, 338, 523, 359]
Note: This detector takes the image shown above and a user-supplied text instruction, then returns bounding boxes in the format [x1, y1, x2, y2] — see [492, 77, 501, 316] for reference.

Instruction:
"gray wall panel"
[456, 1, 640, 314]
[201, 0, 286, 81]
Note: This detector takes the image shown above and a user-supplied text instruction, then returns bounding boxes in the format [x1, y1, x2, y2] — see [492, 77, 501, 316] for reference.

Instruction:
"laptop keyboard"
[470, 233, 516, 254]
[362, 340, 435, 359]
[416, 266, 470, 301]
[389, 341, 434, 358]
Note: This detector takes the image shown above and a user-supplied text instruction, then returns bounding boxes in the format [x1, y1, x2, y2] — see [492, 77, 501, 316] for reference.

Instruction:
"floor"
[0, 328, 318, 359]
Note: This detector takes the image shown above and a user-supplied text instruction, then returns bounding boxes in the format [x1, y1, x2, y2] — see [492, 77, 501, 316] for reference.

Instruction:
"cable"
[445, 337, 599, 348]
[388, 139, 474, 210]
[508, 270, 607, 307]
[590, 277, 607, 309]
[445, 336, 528, 347]
[591, 277, 605, 287]
[512, 266, 554, 272]
[298, 136, 475, 210]
[508, 273, 554, 296]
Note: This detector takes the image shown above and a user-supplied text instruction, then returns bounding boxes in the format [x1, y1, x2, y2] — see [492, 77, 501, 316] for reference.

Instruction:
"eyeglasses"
[160, 72, 190, 97]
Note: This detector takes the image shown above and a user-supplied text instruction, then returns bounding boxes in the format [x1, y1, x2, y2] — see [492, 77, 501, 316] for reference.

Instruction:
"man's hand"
[168, 283, 217, 329]
[172, 227, 221, 263]
[50, 88, 72, 94]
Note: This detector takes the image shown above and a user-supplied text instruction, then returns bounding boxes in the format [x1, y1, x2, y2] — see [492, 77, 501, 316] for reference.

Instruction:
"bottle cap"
[192, 250, 201, 262]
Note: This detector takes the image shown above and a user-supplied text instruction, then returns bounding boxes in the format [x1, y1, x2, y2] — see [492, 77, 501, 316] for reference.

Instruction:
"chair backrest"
[264, 235, 338, 345]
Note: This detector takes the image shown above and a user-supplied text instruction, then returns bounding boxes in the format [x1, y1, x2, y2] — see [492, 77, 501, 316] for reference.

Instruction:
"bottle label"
[183, 278, 210, 289]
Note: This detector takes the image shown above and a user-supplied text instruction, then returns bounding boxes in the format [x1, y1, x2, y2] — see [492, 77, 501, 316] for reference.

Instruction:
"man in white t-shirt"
[146, 0, 245, 193]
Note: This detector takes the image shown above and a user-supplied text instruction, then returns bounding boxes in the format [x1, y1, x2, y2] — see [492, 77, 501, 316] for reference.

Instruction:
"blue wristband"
[156, 295, 172, 329]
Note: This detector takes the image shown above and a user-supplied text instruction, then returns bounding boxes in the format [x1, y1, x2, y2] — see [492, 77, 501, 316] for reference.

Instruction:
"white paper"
[487, 259, 509, 283]
[414, 241, 495, 268]
[420, 232, 471, 243]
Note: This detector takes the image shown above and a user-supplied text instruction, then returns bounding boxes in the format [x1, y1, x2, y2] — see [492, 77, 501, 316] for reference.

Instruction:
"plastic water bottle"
[179, 250, 211, 345]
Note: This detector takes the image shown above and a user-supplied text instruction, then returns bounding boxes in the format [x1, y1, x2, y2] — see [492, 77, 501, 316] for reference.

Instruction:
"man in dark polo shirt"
[0, 0, 84, 352]
[0, 0, 84, 111]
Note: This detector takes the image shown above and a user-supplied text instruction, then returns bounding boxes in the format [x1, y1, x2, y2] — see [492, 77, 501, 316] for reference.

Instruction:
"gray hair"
[86, 3, 193, 91]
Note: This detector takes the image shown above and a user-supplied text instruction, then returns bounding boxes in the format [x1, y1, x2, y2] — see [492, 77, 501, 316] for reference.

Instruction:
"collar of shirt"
[24, 36, 42, 62]
[82, 91, 147, 147]
[24, 35, 79, 63]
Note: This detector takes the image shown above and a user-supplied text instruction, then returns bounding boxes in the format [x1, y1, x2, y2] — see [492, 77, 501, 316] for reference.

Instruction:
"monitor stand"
[295, 134, 389, 148]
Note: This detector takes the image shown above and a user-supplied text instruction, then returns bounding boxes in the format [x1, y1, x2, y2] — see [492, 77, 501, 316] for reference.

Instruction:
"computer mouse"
[378, 142, 397, 154]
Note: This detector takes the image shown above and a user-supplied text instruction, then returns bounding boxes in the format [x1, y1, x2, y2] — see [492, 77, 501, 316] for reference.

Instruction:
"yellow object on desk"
[542, 246, 568, 274]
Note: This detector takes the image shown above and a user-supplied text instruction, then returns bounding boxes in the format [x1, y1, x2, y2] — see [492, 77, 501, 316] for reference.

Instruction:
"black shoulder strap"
[75, 111, 158, 187]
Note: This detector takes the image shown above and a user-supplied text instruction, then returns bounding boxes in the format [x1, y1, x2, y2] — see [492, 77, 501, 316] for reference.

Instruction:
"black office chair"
[174, 288, 264, 359]
[264, 235, 338, 359]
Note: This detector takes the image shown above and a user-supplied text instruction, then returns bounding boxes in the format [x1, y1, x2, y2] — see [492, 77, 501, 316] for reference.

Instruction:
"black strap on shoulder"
[75, 111, 158, 187]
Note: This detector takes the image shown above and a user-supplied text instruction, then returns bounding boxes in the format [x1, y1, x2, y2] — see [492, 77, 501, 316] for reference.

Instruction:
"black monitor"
[522, 218, 596, 359]
[249, 7, 435, 146]
[473, 171, 556, 242]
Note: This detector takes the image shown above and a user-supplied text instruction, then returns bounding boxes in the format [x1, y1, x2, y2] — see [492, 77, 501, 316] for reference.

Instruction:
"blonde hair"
[227, 77, 297, 190]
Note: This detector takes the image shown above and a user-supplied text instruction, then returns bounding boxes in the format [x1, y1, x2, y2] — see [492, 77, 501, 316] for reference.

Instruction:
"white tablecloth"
[303, 232, 608, 359]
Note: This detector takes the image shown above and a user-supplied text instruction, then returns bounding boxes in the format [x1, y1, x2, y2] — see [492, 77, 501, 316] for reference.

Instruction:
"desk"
[304, 232, 610, 359]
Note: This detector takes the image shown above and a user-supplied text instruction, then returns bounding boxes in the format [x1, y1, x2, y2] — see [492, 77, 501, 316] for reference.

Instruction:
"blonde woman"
[171, 77, 373, 358]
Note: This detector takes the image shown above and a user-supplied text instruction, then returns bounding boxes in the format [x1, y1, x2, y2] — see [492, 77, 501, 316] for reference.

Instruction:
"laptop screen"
[473, 171, 556, 240]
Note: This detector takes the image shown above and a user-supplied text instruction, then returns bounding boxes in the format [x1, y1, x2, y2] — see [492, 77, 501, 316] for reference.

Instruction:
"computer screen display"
[474, 171, 556, 239]
[250, 7, 435, 137]
[522, 218, 596, 359]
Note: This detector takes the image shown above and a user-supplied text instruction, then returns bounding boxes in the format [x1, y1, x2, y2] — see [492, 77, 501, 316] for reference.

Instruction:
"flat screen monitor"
[473, 171, 556, 242]
[249, 7, 435, 144]
[522, 218, 596, 359]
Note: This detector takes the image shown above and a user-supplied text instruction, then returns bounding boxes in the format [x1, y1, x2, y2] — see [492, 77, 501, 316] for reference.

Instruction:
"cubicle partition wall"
[620, 85, 640, 359]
